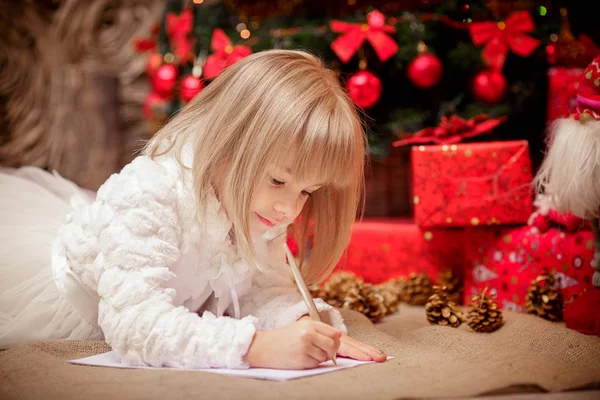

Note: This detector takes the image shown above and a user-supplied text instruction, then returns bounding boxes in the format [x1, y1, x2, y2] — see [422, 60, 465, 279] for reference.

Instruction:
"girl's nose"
[273, 195, 296, 219]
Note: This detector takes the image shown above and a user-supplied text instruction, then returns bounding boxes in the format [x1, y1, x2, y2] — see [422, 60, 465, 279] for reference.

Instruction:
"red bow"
[330, 10, 398, 63]
[134, 38, 156, 52]
[392, 114, 507, 147]
[203, 28, 252, 79]
[166, 9, 194, 64]
[469, 11, 540, 71]
[134, 24, 160, 53]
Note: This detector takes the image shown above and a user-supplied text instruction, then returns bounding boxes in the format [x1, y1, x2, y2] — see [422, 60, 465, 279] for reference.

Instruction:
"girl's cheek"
[296, 197, 308, 215]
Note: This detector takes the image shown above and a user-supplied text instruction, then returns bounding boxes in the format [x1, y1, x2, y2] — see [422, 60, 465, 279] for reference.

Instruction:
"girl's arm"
[94, 157, 259, 368]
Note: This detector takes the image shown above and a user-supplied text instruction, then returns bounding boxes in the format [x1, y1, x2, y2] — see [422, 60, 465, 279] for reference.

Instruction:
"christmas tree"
[136, 0, 596, 189]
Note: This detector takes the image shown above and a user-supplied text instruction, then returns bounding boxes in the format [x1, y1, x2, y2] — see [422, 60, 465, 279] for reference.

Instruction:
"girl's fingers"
[311, 332, 338, 361]
[313, 322, 342, 349]
[338, 339, 372, 361]
[341, 335, 387, 362]
[306, 342, 330, 364]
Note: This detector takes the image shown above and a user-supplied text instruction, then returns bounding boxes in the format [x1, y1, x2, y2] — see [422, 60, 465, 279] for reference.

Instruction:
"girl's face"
[249, 159, 323, 238]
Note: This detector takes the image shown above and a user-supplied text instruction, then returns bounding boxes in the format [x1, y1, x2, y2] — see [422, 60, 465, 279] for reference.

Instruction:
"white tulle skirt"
[0, 167, 103, 348]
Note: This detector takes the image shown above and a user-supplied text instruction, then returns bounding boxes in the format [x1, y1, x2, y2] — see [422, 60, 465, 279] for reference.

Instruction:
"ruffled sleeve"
[93, 157, 259, 368]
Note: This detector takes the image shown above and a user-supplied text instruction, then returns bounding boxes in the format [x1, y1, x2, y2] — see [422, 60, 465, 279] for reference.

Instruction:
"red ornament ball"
[472, 70, 506, 103]
[179, 75, 204, 103]
[153, 64, 178, 97]
[546, 43, 556, 65]
[143, 92, 169, 120]
[346, 70, 382, 109]
[367, 10, 385, 29]
[407, 52, 443, 88]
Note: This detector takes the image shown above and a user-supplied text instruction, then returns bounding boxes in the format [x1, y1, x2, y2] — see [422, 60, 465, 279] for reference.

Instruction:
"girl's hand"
[244, 318, 342, 370]
[337, 334, 387, 362]
[296, 316, 387, 362]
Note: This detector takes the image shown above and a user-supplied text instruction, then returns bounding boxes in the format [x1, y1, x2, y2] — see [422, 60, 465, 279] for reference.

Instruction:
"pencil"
[284, 244, 338, 366]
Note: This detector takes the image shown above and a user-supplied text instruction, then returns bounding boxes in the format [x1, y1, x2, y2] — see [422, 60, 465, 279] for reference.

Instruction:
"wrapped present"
[547, 67, 585, 122]
[335, 218, 465, 286]
[463, 225, 596, 311]
[412, 140, 533, 228]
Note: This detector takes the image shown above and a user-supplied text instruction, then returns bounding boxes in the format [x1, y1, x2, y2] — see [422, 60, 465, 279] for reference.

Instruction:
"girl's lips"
[257, 213, 275, 227]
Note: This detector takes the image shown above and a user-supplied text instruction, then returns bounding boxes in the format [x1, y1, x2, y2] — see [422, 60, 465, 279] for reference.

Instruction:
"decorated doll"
[534, 53, 600, 335]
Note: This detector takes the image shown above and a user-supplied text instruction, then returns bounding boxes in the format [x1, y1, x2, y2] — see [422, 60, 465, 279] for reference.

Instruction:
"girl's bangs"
[272, 112, 361, 189]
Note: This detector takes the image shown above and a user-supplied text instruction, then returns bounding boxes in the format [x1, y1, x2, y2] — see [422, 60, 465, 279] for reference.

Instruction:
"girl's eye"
[270, 177, 285, 186]
[301, 190, 313, 197]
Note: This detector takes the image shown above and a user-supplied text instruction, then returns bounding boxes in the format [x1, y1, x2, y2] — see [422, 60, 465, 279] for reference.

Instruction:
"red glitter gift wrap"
[547, 67, 585, 122]
[463, 225, 596, 311]
[411, 140, 533, 228]
[335, 218, 465, 285]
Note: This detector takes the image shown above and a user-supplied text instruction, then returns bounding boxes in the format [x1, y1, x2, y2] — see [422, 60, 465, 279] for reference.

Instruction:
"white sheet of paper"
[70, 351, 393, 381]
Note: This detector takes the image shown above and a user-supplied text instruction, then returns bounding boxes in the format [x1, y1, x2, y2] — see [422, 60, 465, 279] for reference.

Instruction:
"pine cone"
[326, 271, 363, 294]
[402, 273, 434, 305]
[525, 273, 563, 322]
[343, 282, 387, 323]
[322, 271, 364, 308]
[437, 269, 463, 305]
[425, 285, 465, 328]
[374, 281, 401, 316]
[381, 277, 407, 303]
[467, 288, 504, 333]
[309, 283, 329, 302]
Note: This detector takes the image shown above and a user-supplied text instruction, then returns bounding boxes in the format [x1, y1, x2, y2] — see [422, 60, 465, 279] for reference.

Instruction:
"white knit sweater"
[51, 150, 346, 369]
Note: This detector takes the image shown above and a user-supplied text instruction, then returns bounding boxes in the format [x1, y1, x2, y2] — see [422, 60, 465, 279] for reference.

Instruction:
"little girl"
[0, 49, 387, 369]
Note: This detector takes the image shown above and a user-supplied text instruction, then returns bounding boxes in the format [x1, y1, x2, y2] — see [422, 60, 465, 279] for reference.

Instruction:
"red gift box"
[547, 67, 584, 122]
[335, 218, 465, 285]
[463, 225, 596, 311]
[411, 140, 533, 228]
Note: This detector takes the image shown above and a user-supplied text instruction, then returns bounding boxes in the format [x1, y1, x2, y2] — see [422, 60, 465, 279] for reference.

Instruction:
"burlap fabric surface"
[1, 306, 599, 400]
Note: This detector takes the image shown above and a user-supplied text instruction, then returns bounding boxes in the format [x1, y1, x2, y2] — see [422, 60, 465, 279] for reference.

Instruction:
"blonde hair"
[533, 117, 600, 219]
[143, 49, 366, 284]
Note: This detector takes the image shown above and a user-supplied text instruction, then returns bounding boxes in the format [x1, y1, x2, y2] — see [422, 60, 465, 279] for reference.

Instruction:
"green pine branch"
[148, 0, 565, 158]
